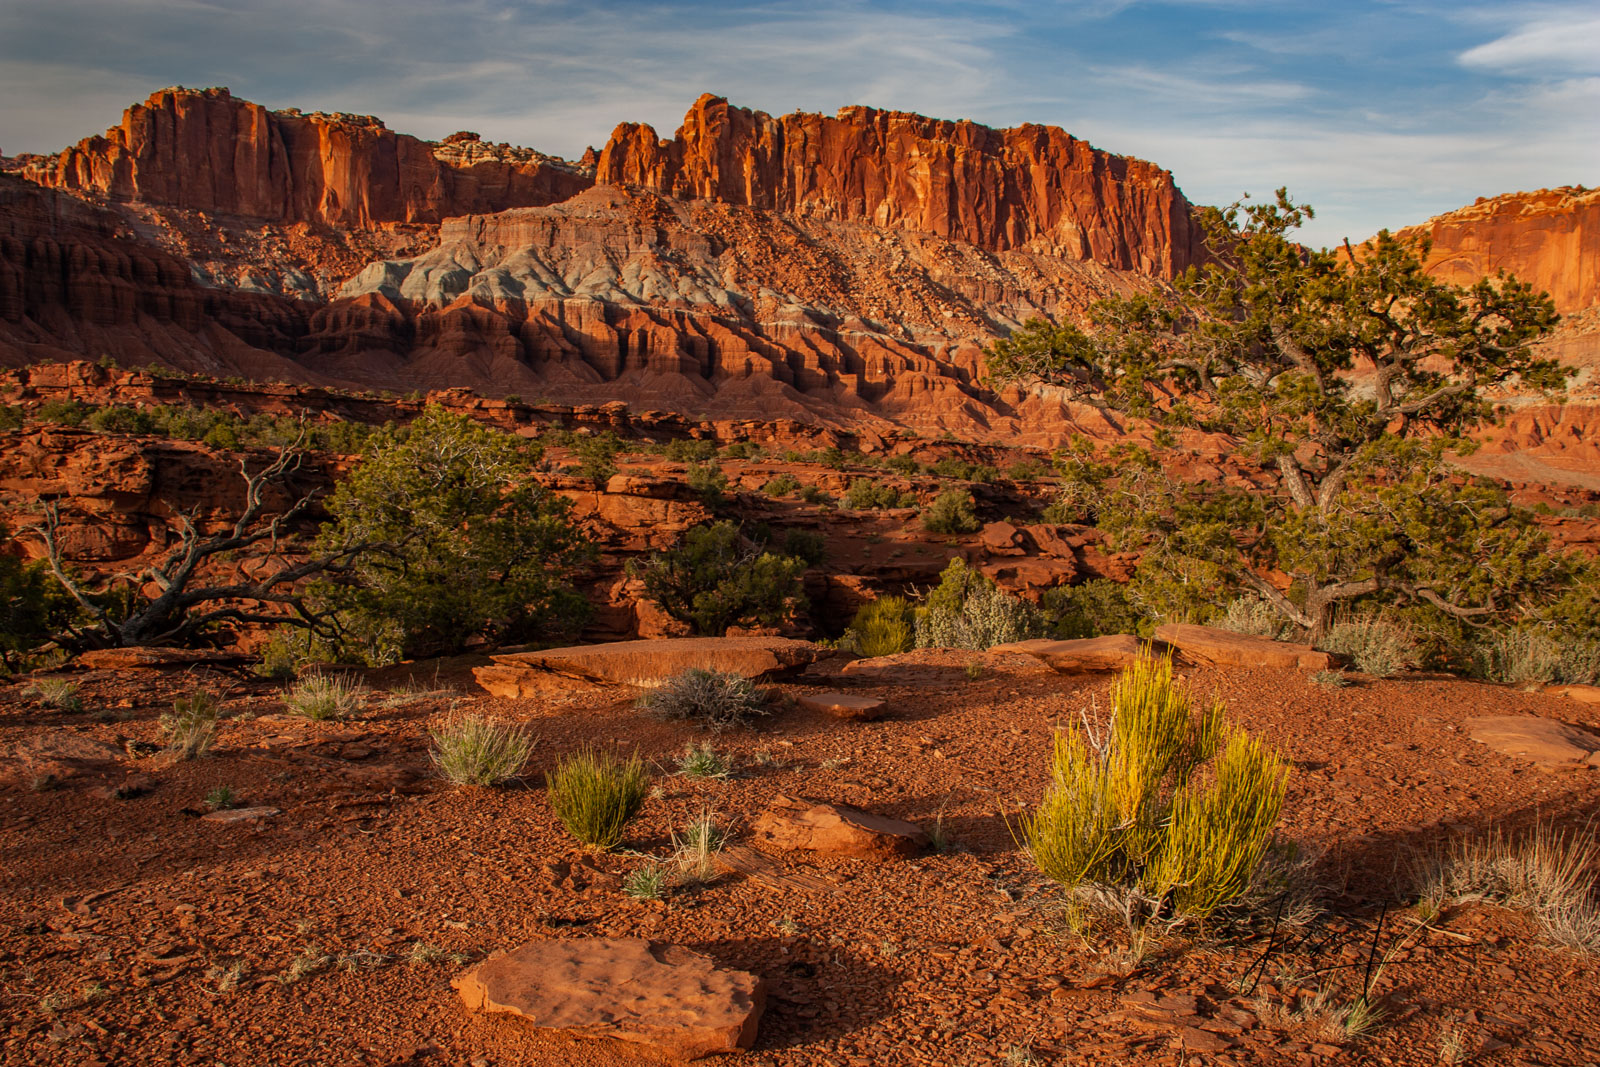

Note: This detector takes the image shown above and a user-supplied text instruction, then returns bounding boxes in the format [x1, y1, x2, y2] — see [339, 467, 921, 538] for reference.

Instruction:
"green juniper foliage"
[987, 190, 1569, 641]
[628, 521, 807, 636]
[313, 407, 593, 662]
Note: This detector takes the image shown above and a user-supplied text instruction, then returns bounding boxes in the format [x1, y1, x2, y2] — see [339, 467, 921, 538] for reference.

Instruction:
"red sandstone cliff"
[596, 94, 1203, 276]
[1395, 187, 1600, 316]
[18, 87, 592, 229]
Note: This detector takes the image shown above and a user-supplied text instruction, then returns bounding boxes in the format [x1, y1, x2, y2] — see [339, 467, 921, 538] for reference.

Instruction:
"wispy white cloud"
[1458, 6, 1600, 75]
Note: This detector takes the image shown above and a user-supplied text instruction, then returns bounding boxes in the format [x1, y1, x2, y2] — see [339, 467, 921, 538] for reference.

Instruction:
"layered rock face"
[19, 87, 591, 229]
[319, 185, 1144, 438]
[1396, 187, 1600, 316]
[597, 94, 1202, 276]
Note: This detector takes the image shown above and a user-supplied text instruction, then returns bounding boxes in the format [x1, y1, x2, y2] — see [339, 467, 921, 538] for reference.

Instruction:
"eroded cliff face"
[1396, 187, 1600, 316]
[596, 94, 1202, 276]
[17, 87, 592, 229]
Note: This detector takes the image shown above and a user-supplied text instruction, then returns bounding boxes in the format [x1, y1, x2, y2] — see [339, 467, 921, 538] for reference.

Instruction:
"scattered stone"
[3, 731, 124, 785]
[201, 806, 281, 823]
[476, 636, 827, 695]
[76, 646, 233, 669]
[1176, 1026, 1234, 1053]
[751, 795, 929, 859]
[453, 938, 765, 1059]
[1466, 715, 1600, 771]
[713, 846, 837, 893]
[991, 635, 1152, 672]
[1154, 623, 1335, 670]
[795, 691, 886, 721]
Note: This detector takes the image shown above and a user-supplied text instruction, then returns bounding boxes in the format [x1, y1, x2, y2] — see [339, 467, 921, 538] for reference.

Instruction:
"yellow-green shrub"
[849, 596, 915, 657]
[1023, 653, 1287, 920]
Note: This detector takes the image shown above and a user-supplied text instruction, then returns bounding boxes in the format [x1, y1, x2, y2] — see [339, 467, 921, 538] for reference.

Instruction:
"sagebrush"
[637, 668, 769, 731]
[429, 713, 535, 786]
[915, 558, 1042, 650]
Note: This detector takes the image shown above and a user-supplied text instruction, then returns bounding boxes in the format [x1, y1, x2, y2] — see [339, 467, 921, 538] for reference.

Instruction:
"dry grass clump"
[160, 689, 221, 759]
[1214, 596, 1290, 640]
[637, 668, 768, 732]
[284, 672, 366, 720]
[1023, 653, 1290, 922]
[548, 747, 649, 849]
[429, 713, 535, 786]
[1471, 629, 1600, 688]
[23, 677, 82, 712]
[672, 807, 727, 884]
[846, 595, 915, 657]
[1411, 824, 1600, 953]
[1321, 612, 1417, 677]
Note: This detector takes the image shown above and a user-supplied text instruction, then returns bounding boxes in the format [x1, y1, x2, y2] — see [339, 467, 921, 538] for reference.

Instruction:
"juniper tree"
[987, 190, 1568, 640]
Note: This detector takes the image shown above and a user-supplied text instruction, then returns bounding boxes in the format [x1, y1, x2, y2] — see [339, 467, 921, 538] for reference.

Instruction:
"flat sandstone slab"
[476, 636, 826, 695]
[1467, 715, 1600, 771]
[990, 634, 1151, 672]
[752, 794, 929, 859]
[453, 938, 765, 1059]
[1154, 624, 1333, 671]
[796, 691, 886, 720]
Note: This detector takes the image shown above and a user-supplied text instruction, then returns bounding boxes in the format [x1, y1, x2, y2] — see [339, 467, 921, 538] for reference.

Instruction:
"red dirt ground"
[3, 651, 1599, 1066]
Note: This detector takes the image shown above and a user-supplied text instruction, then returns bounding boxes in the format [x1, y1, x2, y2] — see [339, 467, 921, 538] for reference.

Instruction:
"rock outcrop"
[751, 795, 930, 859]
[454, 939, 766, 1059]
[1153, 624, 1335, 671]
[19, 87, 591, 229]
[1394, 187, 1600, 316]
[474, 636, 826, 694]
[597, 94, 1203, 276]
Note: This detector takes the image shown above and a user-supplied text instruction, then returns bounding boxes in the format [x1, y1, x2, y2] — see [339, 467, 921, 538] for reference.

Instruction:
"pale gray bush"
[1321, 613, 1417, 677]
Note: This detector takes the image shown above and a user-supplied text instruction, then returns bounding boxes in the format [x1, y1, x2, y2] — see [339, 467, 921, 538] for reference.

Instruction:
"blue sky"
[0, 1, 1593, 247]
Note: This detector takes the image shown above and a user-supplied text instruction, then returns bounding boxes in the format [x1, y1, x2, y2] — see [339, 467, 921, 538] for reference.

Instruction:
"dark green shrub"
[686, 462, 729, 505]
[921, 489, 981, 534]
[848, 596, 915, 656]
[86, 406, 160, 435]
[663, 438, 718, 462]
[0, 524, 75, 671]
[571, 432, 622, 483]
[628, 521, 807, 636]
[1042, 580, 1148, 639]
[37, 398, 93, 427]
[844, 478, 914, 510]
[314, 406, 594, 661]
[762, 473, 801, 497]
[637, 668, 769, 731]
[549, 748, 649, 849]
[930, 456, 997, 483]
[885, 454, 921, 475]
[0, 404, 25, 431]
[775, 528, 828, 567]
[721, 441, 762, 460]
[797, 485, 834, 506]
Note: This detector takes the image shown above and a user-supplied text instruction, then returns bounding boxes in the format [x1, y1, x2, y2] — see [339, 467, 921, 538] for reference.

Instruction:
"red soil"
[4, 651, 1598, 1065]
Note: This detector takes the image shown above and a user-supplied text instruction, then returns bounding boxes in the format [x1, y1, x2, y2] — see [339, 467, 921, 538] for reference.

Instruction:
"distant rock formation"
[597, 94, 1202, 276]
[1395, 187, 1600, 316]
[16, 87, 1201, 282]
[17, 87, 591, 229]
